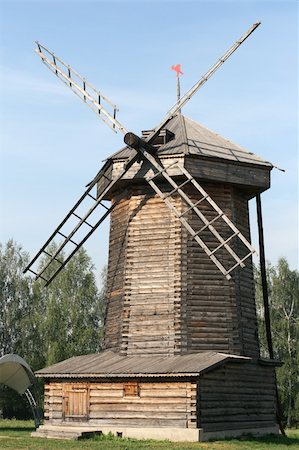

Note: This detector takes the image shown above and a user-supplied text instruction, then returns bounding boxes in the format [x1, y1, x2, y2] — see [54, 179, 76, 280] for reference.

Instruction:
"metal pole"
[177, 75, 180, 103]
[177, 75, 181, 114]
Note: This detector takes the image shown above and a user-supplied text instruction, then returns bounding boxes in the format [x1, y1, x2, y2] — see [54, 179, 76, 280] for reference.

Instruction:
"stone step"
[31, 428, 82, 440]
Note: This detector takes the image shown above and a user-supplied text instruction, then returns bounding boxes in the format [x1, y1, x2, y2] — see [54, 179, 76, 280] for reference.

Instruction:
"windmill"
[25, 22, 260, 286]
[27, 23, 283, 442]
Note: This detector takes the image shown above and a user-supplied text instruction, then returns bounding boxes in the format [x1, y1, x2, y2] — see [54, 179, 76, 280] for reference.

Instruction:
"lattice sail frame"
[35, 42, 128, 134]
[144, 157, 256, 280]
[24, 23, 260, 284]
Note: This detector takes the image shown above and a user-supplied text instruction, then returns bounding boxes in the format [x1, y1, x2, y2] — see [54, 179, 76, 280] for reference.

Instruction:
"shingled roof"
[35, 350, 250, 378]
[110, 114, 272, 168]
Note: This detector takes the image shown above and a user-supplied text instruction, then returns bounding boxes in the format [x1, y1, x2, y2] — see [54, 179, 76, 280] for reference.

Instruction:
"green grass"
[0, 419, 298, 450]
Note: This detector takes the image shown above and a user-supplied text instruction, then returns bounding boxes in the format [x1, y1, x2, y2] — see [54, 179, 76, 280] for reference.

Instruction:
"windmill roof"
[35, 350, 250, 378]
[110, 114, 272, 168]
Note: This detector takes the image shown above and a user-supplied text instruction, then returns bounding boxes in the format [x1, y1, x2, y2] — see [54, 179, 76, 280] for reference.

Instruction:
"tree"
[255, 258, 299, 427]
[33, 243, 104, 367]
[0, 239, 37, 418]
[0, 240, 33, 358]
[0, 239, 105, 418]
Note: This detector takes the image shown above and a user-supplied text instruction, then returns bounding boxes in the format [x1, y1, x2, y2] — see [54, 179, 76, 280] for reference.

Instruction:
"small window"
[123, 381, 139, 397]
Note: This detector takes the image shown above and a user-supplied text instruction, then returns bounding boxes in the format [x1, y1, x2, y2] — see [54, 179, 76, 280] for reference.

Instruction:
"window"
[123, 381, 139, 397]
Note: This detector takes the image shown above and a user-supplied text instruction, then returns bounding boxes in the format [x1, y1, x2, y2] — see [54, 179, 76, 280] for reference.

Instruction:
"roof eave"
[35, 354, 251, 379]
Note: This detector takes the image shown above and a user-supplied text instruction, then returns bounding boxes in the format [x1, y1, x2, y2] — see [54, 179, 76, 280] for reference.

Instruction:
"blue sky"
[0, 0, 298, 285]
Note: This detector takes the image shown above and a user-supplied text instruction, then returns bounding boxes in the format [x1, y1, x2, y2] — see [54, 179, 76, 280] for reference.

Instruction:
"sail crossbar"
[138, 147, 257, 279]
[35, 42, 128, 135]
[145, 22, 261, 145]
[24, 150, 139, 285]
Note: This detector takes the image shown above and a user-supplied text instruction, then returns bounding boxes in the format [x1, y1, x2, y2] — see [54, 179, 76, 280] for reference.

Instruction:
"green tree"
[0, 240, 38, 418]
[33, 243, 104, 367]
[255, 258, 299, 427]
[0, 240, 33, 358]
[0, 239, 105, 418]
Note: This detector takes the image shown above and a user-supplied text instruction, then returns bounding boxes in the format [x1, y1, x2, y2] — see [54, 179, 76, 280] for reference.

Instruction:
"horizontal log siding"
[182, 183, 259, 357]
[185, 157, 270, 190]
[89, 380, 196, 428]
[121, 185, 182, 355]
[107, 156, 270, 193]
[184, 183, 242, 355]
[198, 362, 277, 432]
[44, 379, 197, 429]
[103, 196, 130, 351]
[44, 383, 63, 421]
[104, 178, 260, 357]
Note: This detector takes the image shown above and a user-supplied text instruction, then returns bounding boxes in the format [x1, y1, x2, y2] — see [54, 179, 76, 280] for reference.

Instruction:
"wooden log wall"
[185, 156, 271, 191]
[103, 195, 130, 351]
[121, 185, 183, 355]
[44, 379, 197, 429]
[198, 362, 277, 432]
[104, 183, 184, 355]
[104, 177, 260, 357]
[100, 155, 271, 195]
[183, 182, 239, 355]
[44, 382, 63, 421]
[183, 182, 260, 357]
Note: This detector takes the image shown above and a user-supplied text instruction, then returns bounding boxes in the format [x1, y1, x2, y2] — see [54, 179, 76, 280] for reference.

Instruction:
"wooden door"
[63, 383, 89, 421]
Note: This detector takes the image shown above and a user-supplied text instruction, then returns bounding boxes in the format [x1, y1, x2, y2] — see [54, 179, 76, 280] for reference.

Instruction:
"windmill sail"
[25, 23, 261, 285]
[24, 151, 138, 285]
[144, 22, 261, 145]
[124, 137, 256, 280]
[35, 42, 128, 134]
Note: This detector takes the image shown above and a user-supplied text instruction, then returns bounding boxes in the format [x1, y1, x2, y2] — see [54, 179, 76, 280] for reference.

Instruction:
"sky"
[0, 0, 298, 286]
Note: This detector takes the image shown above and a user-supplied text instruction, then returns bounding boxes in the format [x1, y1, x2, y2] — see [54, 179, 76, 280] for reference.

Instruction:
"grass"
[0, 419, 298, 450]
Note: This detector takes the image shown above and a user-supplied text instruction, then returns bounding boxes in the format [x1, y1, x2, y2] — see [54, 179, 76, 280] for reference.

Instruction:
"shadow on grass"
[221, 433, 299, 446]
[0, 426, 35, 432]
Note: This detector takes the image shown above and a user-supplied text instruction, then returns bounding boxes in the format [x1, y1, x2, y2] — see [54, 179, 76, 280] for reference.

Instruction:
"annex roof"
[35, 350, 250, 379]
[0, 354, 35, 394]
[110, 114, 272, 168]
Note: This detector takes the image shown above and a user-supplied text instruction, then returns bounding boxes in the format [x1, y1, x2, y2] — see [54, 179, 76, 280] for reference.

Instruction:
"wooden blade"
[144, 22, 261, 146]
[35, 42, 128, 135]
[24, 149, 139, 285]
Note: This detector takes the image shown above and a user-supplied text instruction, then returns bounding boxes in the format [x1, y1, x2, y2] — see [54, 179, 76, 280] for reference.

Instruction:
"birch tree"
[255, 258, 299, 427]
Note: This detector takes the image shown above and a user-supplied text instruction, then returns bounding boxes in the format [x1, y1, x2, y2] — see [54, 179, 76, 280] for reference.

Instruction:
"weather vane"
[171, 64, 184, 102]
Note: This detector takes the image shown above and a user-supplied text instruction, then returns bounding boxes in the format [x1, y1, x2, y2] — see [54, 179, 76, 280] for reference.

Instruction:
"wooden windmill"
[27, 23, 282, 442]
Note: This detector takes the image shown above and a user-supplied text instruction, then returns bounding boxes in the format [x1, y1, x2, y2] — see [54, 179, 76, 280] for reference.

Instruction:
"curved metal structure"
[0, 354, 41, 427]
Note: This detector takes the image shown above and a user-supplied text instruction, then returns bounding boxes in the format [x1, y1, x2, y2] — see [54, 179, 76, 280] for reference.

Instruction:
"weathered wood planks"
[103, 179, 259, 357]
[44, 379, 197, 429]
[198, 362, 277, 432]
